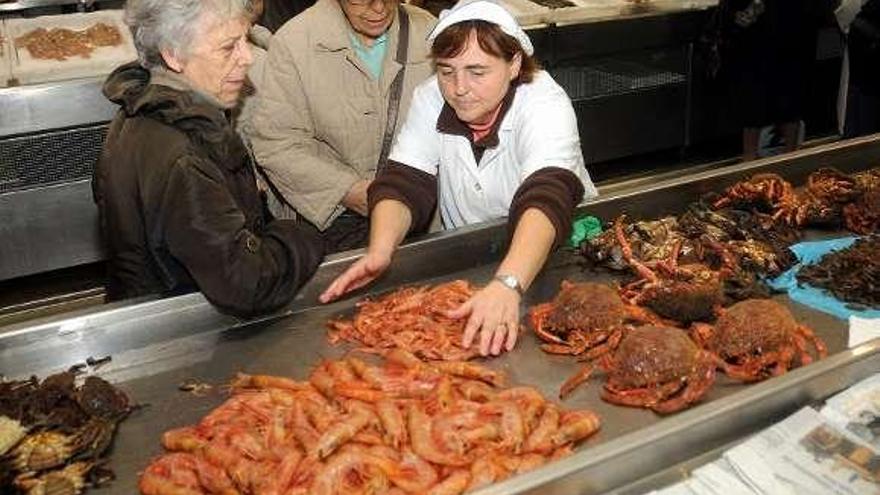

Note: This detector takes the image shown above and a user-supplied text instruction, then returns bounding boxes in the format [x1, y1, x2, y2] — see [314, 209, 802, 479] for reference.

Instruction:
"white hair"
[125, 0, 253, 68]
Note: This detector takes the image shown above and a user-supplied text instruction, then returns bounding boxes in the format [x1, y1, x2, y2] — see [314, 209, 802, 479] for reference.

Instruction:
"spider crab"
[560, 325, 718, 413]
[616, 216, 731, 324]
[712, 173, 798, 213]
[843, 168, 880, 234]
[579, 215, 690, 270]
[776, 168, 860, 227]
[691, 299, 828, 382]
[529, 281, 659, 359]
[678, 202, 798, 278]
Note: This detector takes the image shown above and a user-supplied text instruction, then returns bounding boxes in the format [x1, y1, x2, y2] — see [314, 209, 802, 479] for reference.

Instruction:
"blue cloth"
[767, 236, 880, 320]
[349, 31, 388, 80]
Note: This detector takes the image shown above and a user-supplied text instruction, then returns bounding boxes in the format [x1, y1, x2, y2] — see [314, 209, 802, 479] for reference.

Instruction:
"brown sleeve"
[508, 167, 585, 247]
[368, 161, 438, 234]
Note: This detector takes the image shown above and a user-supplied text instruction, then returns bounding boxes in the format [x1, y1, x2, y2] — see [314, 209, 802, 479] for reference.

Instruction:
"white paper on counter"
[725, 407, 880, 495]
[652, 480, 699, 495]
[849, 316, 880, 348]
[690, 459, 758, 495]
[822, 372, 880, 450]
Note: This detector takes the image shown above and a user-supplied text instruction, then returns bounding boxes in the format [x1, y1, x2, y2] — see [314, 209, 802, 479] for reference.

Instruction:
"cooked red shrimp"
[408, 405, 471, 466]
[376, 399, 407, 449]
[431, 361, 505, 388]
[524, 403, 560, 453]
[314, 409, 373, 459]
[426, 470, 471, 495]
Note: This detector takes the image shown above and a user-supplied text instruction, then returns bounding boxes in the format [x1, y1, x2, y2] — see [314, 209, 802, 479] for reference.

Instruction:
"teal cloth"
[349, 31, 388, 79]
[766, 236, 880, 320]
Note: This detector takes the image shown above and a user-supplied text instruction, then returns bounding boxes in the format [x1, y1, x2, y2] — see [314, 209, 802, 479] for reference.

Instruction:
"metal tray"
[6, 10, 135, 85]
[2, 135, 880, 494]
[548, 0, 716, 27]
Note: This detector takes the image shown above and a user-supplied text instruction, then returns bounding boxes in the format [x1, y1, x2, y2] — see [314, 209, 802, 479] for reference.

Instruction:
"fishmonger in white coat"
[321, 0, 598, 356]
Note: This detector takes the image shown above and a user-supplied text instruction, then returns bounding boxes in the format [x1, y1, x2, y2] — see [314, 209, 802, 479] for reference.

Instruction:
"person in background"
[246, 0, 436, 253]
[259, 0, 317, 32]
[93, 0, 324, 316]
[234, 0, 271, 133]
[839, 0, 880, 137]
[321, 0, 597, 356]
[720, 0, 832, 161]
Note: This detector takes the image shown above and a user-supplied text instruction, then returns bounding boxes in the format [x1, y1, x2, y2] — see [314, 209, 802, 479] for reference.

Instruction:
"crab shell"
[543, 282, 631, 334]
[10, 416, 117, 474]
[0, 415, 28, 456]
[806, 167, 860, 203]
[15, 460, 92, 495]
[76, 376, 131, 421]
[705, 299, 796, 359]
[11, 431, 77, 473]
[607, 325, 701, 388]
[639, 267, 723, 324]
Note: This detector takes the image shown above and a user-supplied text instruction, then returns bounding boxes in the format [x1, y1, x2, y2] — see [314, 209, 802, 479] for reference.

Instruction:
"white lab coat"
[389, 70, 598, 230]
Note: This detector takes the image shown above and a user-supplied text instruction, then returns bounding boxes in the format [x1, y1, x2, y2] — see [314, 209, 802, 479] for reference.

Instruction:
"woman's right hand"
[319, 250, 391, 303]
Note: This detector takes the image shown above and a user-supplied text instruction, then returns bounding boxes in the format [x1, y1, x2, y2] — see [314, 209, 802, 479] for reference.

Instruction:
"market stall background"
[2, 136, 879, 494]
[0, 0, 845, 298]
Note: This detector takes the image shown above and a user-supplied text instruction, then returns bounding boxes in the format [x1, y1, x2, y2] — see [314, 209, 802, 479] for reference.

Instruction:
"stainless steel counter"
[0, 77, 113, 138]
[0, 0, 121, 14]
[2, 135, 880, 494]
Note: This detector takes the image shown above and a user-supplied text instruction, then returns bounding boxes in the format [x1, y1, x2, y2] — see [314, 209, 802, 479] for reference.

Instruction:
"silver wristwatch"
[494, 274, 524, 296]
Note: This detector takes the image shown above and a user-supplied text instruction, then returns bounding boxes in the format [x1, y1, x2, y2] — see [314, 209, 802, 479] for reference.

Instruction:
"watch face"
[496, 275, 521, 293]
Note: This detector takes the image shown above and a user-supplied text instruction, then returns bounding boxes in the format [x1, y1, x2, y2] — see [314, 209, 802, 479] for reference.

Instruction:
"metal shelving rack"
[0, 0, 119, 13]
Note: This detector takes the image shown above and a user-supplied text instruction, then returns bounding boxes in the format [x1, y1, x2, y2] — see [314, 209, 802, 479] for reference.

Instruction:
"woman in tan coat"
[247, 0, 436, 252]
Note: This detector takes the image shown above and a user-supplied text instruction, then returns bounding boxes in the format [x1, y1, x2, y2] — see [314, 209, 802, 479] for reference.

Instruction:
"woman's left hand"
[447, 280, 521, 356]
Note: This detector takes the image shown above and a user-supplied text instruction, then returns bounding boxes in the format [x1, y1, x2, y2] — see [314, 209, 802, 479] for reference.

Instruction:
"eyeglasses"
[345, 0, 396, 7]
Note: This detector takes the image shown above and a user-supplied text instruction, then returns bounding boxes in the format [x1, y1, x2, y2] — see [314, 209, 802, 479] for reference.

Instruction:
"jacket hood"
[103, 62, 246, 169]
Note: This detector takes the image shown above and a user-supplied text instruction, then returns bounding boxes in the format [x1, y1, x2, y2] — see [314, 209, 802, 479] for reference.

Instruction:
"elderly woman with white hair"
[322, 0, 598, 356]
[93, 0, 324, 316]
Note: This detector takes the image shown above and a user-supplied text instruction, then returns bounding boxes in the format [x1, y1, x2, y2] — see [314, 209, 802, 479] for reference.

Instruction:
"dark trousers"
[845, 84, 880, 139]
[299, 210, 370, 254]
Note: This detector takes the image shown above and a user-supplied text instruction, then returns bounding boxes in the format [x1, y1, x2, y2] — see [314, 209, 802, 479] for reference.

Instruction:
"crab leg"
[559, 365, 595, 399]
[652, 353, 717, 414]
[529, 304, 566, 345]
[796, 325, 828, 360]
[615, 215, 658, 284]
[720, 349, 793, 382]
[602, 380, 685, 409]
[541, 343, 580, 355]
[654, 240, 682, 276]
[578, 329, 624, 361]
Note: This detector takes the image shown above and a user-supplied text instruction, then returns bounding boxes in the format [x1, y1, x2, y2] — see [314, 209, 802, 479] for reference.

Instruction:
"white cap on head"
[426, 0, 534, 56]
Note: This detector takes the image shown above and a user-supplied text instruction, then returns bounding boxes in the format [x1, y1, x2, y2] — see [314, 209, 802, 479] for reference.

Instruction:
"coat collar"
[103, 62, 248, 171]
[436, 83, 517, 149]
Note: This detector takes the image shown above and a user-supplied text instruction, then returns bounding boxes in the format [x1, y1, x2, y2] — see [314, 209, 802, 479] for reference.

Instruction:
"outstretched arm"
[319, 199, 412, 303]
[450, 208, 556, 356]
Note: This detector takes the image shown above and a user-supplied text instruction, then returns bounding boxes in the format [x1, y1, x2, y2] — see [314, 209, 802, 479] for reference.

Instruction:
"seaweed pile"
[797, 236, 880, 309]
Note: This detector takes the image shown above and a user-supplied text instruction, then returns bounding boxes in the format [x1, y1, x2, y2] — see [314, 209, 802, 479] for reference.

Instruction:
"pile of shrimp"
[327, 280, 480, 361]
[139, 350, 601, 495]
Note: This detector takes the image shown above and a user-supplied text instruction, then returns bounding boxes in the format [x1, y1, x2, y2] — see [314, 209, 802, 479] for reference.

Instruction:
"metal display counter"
[0, 0, 122, 14]
[2, 135, 879, 494]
